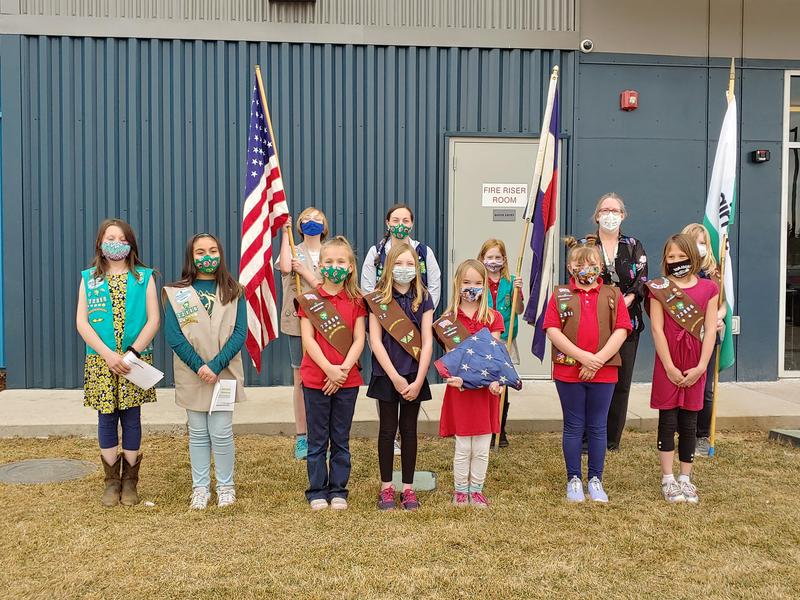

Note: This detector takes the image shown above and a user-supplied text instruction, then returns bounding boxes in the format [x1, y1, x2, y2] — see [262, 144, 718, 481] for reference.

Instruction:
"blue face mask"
[300, 220, 324, 237]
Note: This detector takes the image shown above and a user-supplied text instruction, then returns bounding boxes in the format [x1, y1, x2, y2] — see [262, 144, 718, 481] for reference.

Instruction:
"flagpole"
[709, 57, 735, 458]
[255, 65, 302, 303]
[495, 65, 559, 450]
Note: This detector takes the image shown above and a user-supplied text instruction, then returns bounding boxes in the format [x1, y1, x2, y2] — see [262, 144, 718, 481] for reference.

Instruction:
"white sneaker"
[587, 477, 609, 503]
[310, 499, 328, 511]
[566, 476, 585, 502]
[189, 486, 211, 510]
[679, 479, 700, 504]
[217, 486, 236, 507]
[662, 479, 686, 503]
[393, 438, 402, 456]
[330, 497, 348, 510]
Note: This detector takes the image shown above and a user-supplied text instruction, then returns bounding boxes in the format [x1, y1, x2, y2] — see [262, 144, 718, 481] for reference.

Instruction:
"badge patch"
[175, 289, 192, 303]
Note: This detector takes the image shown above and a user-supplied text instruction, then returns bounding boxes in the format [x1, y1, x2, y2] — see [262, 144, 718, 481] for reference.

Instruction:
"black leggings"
[657, 408, 698, 463]
[378, 401, 420, 484]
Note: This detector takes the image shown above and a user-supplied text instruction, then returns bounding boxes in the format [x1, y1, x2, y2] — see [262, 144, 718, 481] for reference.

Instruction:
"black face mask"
[667, 258, 693, 279]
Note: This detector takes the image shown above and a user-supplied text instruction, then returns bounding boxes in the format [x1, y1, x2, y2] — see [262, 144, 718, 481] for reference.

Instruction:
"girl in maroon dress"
[648, 234, 719, 504]
[439, 259, 504, 508]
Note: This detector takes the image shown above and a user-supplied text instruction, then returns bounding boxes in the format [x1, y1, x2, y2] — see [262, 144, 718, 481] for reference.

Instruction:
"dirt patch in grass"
[0, 432, 798, 599]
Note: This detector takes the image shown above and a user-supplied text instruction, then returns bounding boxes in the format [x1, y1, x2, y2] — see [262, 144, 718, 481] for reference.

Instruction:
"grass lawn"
[0, 432, 798, 599]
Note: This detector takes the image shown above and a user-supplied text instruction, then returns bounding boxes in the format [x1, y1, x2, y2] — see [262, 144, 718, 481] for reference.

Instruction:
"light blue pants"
[186, 410, 235, 490]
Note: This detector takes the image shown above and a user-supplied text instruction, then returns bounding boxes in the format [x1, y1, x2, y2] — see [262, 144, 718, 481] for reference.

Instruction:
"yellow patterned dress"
[83, 273, 157, 414]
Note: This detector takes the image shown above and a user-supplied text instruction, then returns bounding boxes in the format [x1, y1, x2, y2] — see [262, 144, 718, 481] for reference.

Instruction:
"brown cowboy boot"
[100, 454, 122, 507]
[120, 453, 142, 506]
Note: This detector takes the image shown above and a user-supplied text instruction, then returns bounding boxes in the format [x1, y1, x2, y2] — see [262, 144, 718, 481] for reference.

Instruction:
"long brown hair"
[320, 236, 361, 299]
[170, 233, 243, 305]
[376, 243, 428, 312]
[89, 218, 150, 281]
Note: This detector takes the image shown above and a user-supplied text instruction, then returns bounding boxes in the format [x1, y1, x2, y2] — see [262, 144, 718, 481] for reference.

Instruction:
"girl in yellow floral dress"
[76, 219, 160, 507]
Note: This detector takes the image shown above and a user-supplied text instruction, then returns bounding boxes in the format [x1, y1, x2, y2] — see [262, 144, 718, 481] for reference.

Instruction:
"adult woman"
[592, 193, 648, 450]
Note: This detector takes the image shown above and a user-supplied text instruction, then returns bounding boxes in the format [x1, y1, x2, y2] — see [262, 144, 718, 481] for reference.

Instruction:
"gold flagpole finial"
[727, 58, 735, 103]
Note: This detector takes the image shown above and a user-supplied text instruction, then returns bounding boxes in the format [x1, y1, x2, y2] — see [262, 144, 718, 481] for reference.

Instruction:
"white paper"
[209, 379, 237, 413]
[121, 352, 164, 390]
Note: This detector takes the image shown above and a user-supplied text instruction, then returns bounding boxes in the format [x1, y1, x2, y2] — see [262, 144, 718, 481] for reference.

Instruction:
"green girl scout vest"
[488, 276, 519, 342]
[82, 267, 153, 356]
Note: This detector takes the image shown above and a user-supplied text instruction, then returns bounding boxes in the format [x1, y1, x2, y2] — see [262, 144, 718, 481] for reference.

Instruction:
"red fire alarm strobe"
[620, 90, 639, 111]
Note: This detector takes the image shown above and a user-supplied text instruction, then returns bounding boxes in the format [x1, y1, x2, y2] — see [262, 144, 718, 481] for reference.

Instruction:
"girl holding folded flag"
[366, 244, 434, 511]
[438, 259, 504, 508]
[298, 236, 367, 511]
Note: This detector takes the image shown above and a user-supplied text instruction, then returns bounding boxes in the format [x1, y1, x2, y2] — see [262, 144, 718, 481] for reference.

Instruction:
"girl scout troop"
[78, 198, 720, 509]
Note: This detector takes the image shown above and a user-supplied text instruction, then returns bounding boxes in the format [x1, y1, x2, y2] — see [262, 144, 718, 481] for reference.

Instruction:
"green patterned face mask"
[194, 255, 220, 274]
[321, 265, 349, 284]
[389, 223, 412, 239]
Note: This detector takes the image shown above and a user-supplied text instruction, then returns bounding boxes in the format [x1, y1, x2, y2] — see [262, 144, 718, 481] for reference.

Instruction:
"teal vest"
[82, 267, 153, 356]
[488, 276, 519, 342]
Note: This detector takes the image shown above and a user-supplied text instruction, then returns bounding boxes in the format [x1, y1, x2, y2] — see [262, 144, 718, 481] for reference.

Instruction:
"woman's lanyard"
[601, 240, 621, 286]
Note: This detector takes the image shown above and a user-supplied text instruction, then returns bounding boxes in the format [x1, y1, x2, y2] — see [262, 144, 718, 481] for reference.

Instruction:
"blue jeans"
[97, 406, 142, 451]
[303, 385, 358, 502]
[555, 381, 615, 481]
[186, 410, 235, 490]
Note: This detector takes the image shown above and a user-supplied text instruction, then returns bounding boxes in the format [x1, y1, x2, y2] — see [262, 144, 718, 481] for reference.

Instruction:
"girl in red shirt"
[298, 236, 367, 511]
[544, 237, 631, 503]
[649, 234, 718, 504]
[439, 259, 504, 508]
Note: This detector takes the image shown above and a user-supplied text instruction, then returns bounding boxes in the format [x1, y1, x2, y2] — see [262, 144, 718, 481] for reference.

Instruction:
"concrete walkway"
[1, 380, 798, 438]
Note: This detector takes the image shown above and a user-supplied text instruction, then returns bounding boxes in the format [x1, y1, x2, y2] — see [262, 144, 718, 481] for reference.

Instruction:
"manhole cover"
[0, 458, 96, 484]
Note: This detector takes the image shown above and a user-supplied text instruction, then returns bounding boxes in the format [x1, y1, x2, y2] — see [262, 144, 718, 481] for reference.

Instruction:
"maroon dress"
[649, 278, 719, 411]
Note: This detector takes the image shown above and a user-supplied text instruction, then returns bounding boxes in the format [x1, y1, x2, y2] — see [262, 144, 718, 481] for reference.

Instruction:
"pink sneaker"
[400, 489, 420, 511]
[377, 486, 396, 511]
[453, 491, 469, 507]
[470, 491, 489, 508]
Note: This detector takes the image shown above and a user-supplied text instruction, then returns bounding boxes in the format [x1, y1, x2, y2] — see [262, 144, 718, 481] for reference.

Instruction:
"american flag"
[239, 73, 289, 372]
[523, 74, 559, 361]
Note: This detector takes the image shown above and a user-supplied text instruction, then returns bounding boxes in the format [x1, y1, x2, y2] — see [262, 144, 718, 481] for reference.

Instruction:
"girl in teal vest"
[478, 239, 524, 448]
[76, 219, 160, 507]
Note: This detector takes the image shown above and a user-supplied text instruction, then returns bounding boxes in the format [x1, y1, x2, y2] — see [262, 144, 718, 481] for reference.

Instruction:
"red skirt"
[439, 385, 500, 437]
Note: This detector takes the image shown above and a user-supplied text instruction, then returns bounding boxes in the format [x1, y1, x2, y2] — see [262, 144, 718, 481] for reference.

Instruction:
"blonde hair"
[593, 192, 627, 223]
[477, 238, 511, 280]
[376, 244, 428, 311]
[564, 235, 603, 268]
[681, 222, 717, 275]
[661, 233, 702, 277]
[320, 236, 360, 298]
[445, 259, 494, 325]
[296, 207, 329, 241]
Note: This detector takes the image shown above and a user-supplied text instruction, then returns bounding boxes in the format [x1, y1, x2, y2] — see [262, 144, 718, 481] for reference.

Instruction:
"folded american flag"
[435, 328, 523, 391]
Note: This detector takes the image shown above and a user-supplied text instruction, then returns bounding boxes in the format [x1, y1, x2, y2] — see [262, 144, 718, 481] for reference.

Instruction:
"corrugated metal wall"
[0, 34, 573, 388]
[12, 0, 578, 31]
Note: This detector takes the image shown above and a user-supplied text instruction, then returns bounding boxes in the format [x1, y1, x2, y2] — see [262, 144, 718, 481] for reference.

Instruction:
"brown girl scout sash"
[294, 290, 354, 358]
[646, 277, 704, 341]
[432, 313, 471, 352]
[552, 284, 622, 367]
[362, 290, 422, 359]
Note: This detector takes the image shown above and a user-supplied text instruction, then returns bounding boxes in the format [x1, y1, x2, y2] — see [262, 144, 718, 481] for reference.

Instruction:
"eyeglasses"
[598, 209, 623, 216]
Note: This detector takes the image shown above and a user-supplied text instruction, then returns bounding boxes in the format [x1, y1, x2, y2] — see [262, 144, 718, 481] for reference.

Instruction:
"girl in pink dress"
[648, 234, 719, 504]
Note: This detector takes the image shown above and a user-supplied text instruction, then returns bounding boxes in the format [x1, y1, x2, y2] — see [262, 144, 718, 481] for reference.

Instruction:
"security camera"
[580, 39, 594, 53]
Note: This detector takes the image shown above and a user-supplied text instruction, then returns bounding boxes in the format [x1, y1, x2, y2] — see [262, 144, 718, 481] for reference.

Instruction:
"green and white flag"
[703, 96, 737, 370]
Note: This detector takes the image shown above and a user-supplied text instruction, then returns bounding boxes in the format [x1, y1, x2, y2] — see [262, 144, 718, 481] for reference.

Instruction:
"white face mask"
[598, 213, 623, 231]
[392, 266, 416, 284]
[697, 243, 708, 258]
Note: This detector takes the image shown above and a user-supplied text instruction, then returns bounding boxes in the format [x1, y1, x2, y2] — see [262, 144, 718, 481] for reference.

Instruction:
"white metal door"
[447, 137, 557, 379]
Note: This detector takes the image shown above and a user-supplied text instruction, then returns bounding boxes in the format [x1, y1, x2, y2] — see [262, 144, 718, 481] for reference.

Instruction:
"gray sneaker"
[566, 476, 585, 502]
[679, 479, 700, 504]
[661, 479, 686, 503]
[695, 437, 710, 458]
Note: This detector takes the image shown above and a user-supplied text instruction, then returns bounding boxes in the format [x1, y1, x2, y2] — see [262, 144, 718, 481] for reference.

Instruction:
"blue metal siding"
[0, 34, 571, 388]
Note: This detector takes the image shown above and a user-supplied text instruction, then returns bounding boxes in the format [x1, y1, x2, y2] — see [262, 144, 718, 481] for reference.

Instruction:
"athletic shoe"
[587, 477, 608, 503]
[310, 499, 328, 511]
[679, 479, 700, 504]
[662, 480, 686, 503]
[566, 476, 585, 502]
[453, 491, 469, 507]
[469, 491, 489, 508]
[393, 438, 402, 456]
[695, 437, 710, 458]
[377, 486, 396, 511]
[189, 486, 210, 510]
[400, 489, 420, 511]
[294, 435, 308, 461]
[217, 486, 236, 507]
[330, 497, 348, 510]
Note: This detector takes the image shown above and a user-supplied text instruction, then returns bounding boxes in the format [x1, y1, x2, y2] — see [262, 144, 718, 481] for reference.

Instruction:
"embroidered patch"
[87, 277, 104, 290]
[649, 278, 670, 290]
[176, 302, 199, 327]
[175, 289, 192, 303]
